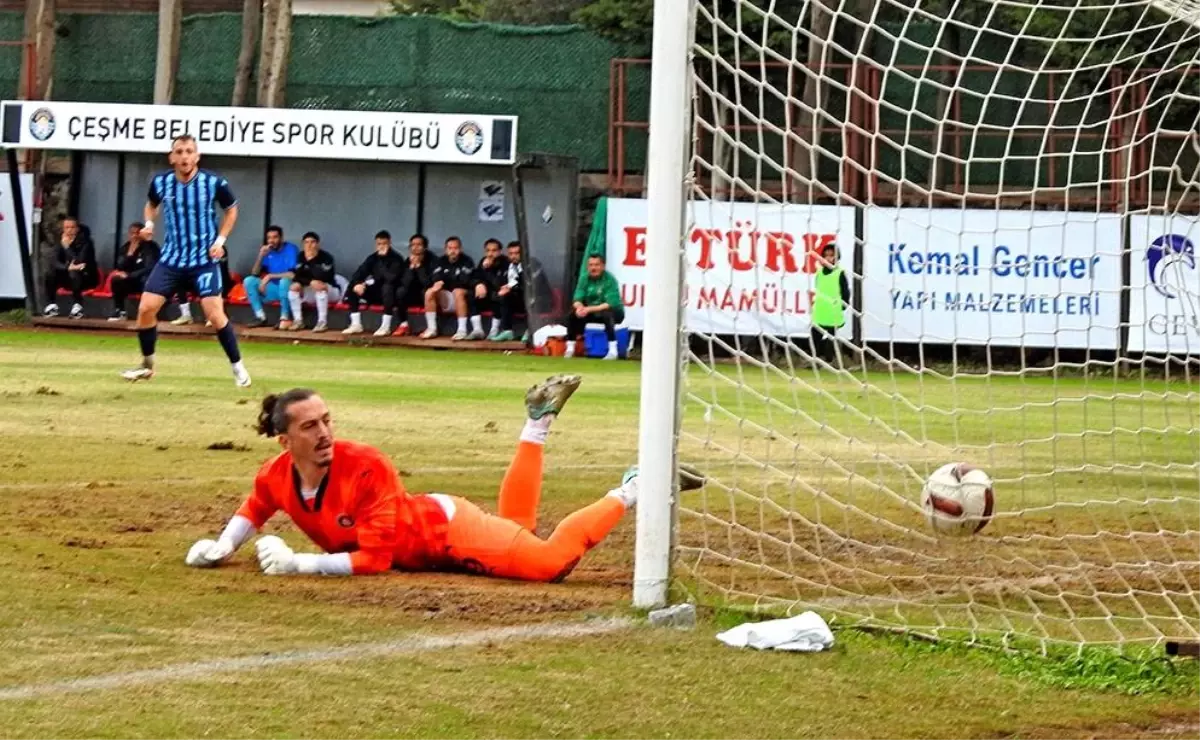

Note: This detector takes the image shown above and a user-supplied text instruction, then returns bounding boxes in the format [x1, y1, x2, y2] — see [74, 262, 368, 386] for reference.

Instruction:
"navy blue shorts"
[144, 262, 224, 299]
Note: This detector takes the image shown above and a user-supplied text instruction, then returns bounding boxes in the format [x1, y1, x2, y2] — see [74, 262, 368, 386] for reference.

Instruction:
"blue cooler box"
[584, 325, 630, 358]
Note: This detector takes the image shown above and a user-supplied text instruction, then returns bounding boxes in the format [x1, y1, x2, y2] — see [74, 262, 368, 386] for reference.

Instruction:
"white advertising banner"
[605, 198, 856, 336]
[1127, 214, 1200, 355]
[0, 100, 518, 165]
[0, 174, 33, 299]
[862, 207, 1122, 349]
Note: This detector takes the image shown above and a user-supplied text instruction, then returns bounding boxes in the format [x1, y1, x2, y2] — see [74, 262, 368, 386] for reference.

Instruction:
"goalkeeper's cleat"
[678, 463, 706, 491]
[312, 320, 328, 333]
[620, 463, 706, 491]
[608, 465, 641, 508]
[466, 328, 486, 341]
[121, 366, 155, 382]
[169, 314, 193, 326]
[525, 374, 582, 420]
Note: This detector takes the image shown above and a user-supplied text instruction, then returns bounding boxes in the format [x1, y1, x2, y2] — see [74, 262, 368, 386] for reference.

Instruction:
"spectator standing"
[471, 238, 507, 340]
[343, 230, 406, 337]
[810, 243, 851, 367]
[108, 221, 161, 321]
[243, 226, 299, 329]
[393, 234, 432, 337]
[422, 236, 476, 340]
[42, 217, 99, 319]
[566, 255, 623, 360]
[286, 232, 339, 333]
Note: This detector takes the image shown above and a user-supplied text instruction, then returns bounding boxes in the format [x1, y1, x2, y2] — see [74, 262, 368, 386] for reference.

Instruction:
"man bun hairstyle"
[256, 388, 317, 437]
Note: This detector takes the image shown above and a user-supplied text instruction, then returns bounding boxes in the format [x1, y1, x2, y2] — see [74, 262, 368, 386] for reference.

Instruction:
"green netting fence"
[0, 12, 644, 172]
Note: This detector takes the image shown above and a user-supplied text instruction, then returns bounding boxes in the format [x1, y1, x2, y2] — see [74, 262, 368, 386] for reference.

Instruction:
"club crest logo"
[1147, 234, 1196, 300]
[28, 107, 56, 142]
[337, 514, 355, 528]
[454, 121, 484, 155]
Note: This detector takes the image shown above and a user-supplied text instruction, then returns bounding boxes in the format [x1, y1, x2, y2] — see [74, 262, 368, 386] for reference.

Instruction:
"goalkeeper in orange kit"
[186, 375, 698, 581]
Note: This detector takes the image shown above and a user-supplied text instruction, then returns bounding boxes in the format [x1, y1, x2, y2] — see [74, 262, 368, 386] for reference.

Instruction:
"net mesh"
[673, 0, 1200, 652]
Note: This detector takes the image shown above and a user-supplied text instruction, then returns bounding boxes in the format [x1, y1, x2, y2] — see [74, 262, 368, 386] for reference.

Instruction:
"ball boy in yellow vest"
[811, 243, 851, 366]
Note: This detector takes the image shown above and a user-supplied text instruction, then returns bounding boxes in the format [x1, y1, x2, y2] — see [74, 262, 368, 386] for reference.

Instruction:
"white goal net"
[639, 0, 1200, 653]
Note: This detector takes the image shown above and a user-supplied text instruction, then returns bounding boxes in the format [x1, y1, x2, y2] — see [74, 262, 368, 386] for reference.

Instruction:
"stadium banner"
[0, 101, 518, 165]
[0, 173, 33, 299]
[605, 197, 857, 337]
[861, 207, 1123, 350]
[1127, 214, 1200, 355]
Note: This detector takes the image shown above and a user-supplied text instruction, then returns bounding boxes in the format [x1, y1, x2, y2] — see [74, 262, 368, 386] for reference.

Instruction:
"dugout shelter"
[1, 100, 577, 336]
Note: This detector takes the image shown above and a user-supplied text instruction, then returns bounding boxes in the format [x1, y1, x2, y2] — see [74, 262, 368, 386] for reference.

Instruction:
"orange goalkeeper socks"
[497, 440, 544, 531]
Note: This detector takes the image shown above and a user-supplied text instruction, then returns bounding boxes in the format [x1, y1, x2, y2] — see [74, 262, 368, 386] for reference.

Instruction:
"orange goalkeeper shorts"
[439, 494, 625, 583]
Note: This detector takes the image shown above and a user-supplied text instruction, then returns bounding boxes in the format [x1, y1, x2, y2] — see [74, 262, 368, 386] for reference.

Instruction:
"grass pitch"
[0, 328, 1196, 739]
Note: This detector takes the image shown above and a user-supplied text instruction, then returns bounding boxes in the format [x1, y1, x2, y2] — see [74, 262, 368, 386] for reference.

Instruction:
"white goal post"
[634, 0, 1200, 653]
[632, 0, 692, 611]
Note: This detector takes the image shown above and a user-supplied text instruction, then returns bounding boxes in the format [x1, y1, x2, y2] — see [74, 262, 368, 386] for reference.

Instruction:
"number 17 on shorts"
[144, 263, 224, 299]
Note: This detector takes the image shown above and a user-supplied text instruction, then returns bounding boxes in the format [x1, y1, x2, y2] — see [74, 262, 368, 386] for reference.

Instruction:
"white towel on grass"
[715, 612, 834, 652]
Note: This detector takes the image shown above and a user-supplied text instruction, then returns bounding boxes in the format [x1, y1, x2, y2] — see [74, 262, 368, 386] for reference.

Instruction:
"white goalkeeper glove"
[185, 537, 235, 568]
[255, 535, 298, 575]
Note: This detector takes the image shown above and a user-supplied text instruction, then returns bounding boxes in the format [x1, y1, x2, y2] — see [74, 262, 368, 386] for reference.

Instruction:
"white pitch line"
[0, 462, 632, 492]
[0, 618, 634, 702]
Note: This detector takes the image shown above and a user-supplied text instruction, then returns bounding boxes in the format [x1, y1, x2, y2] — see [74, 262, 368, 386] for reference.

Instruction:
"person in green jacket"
[566, 255, 625, 360]
[811, 243, 850, 367]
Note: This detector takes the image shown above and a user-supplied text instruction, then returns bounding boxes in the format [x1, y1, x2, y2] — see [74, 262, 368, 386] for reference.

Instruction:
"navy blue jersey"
[147, 169, 237, 269]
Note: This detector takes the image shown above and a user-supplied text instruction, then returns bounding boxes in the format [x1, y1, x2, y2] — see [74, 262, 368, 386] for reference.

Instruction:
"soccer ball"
[921, 462, 995, 536]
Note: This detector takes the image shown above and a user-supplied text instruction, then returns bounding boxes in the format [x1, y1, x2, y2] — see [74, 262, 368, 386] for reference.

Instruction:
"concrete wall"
[292, 0, 390, 15]
[0, 1, 388, 13]
[421, 164, 519, 254]
[0, 1, 243, 11]
[267, 158, 420, 273]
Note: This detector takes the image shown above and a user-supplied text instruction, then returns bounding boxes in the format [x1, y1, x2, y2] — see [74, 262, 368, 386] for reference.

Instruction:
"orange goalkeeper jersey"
[236, 440, 450, 574]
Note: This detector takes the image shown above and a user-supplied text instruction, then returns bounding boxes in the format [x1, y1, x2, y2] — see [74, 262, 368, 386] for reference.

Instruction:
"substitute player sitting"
[185, 375, 693, 580]
[121, 134, 251, 388]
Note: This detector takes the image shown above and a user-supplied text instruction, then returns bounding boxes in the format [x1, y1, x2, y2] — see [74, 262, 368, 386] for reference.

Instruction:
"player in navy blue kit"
[121, 135, 252, 387]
